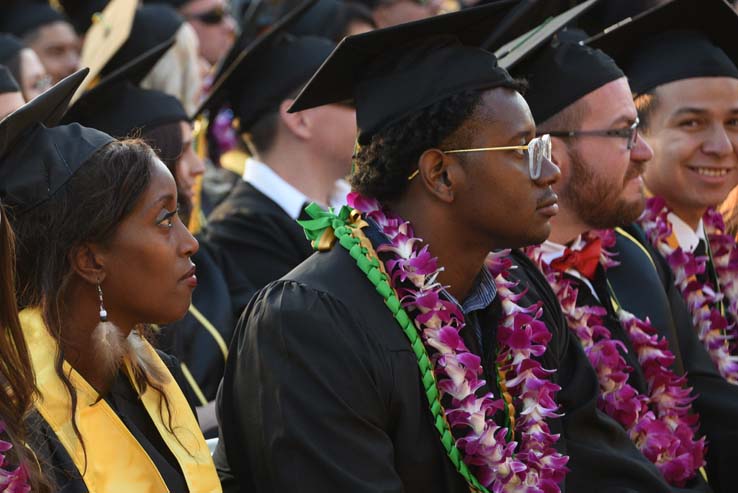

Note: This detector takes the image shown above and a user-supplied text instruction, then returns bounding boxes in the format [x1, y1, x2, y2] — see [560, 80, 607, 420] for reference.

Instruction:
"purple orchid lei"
[639, 197, 738, 383]
[526, 231, 706, 487]
[347, 192, 568, 492]
[0, 422, 29, 493]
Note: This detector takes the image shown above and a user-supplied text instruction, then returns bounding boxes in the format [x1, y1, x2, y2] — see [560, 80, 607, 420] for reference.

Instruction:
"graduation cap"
[99, 4, 183, 79]
[0, 66, 20, 95]
[193, 0, 335, 131]
[141, 0, 190, 8]
[0, 68, 114, 215]
[58, 0, 110, 34]
[586, 0, 738, 96]
[497, 0, 623, 124]
[289, 0, 562, 145]
[64, 81, 188, 139]
[0, 35, 24, 67]
[0, 1, 69, 38]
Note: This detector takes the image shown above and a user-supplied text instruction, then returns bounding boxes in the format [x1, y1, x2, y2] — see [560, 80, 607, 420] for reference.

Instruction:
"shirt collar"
[363, 216, 497, 315]
[667, 212, 705, 253]
[242, 157, 311, 220]
[539, 237, 600, 302]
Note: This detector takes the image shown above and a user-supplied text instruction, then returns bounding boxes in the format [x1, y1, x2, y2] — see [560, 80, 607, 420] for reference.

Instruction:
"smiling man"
[587, 0, 738, 491]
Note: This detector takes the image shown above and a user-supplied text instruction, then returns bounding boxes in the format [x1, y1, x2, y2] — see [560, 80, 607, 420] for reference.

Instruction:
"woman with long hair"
[1, 70, 221, 492]
[0, 200, 50, 492]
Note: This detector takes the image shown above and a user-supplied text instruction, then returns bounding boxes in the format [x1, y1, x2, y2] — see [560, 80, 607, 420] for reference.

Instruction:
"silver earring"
[97, 282, 108, 322]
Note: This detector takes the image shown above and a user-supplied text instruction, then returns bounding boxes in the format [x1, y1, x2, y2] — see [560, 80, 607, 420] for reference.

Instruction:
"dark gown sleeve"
[205, 185, 314, 316]
[216, 280, 405, 493]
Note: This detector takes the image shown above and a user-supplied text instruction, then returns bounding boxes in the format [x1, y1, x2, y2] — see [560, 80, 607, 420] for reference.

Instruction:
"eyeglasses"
[411, 134, 552, 180]
[545, 118, 640, 150]
[31, 75, 51, 93]
[186, 5, 230, 25]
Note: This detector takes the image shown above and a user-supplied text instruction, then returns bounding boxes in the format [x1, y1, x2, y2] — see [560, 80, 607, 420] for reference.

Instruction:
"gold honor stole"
[20, 308, 222, 493]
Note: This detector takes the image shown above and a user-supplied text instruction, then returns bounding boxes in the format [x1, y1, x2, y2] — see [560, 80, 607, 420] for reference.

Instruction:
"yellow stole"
[21, 308, 222, 493]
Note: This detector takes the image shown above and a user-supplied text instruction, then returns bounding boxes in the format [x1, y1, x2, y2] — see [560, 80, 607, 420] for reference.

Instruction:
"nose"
[702, 124, 734, 157]
[178, 222, 199, 257]
[223, 14, 237, 34]
[534, 156, 561, 186]
[191, 154, 206, 177]
[630, 133, 653, 162]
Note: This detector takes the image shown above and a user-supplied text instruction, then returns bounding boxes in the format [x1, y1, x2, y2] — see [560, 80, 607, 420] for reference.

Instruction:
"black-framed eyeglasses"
[407, 134, 552, 181]
[186, 5, 230, 25]
[544, 118, 640, 150]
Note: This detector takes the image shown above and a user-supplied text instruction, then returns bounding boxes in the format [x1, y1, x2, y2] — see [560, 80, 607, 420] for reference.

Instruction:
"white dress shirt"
[667, 212, 705, 253]
[242, 158, 311, 220]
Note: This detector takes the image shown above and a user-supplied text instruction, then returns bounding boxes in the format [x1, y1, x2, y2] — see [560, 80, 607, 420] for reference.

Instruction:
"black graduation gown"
[508, 251, 705, 493]
[204, 181, 314, 317]
[26, 352, 198, 493]
[608, 224, 738, 493]
[157, 237, 250, 407]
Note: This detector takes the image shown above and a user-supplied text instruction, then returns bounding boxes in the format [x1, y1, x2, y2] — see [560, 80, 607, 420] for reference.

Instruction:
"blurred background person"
[0, 34, 50, 101]
[0, 66, 25, 118]
[0, 1, 80, 84]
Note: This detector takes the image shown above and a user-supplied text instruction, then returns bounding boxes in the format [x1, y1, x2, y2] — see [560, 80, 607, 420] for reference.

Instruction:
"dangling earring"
[92, 280, 125, 376]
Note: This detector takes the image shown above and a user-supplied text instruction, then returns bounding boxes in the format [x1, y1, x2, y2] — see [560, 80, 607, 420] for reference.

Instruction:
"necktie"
[550, 237, 602, 280]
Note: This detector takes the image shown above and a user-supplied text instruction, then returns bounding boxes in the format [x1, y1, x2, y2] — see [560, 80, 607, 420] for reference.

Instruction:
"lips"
[536, 190, 559, 210]
[689, 166, 732, 177]
[179, 265, 196, 282]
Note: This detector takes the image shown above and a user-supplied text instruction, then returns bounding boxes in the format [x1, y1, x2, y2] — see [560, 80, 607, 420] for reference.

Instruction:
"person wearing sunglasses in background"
[587, 0, 738, 491]
[146, 0, 236, 67]
[504, 3, 716, 490]
[0, 34, 50, 102]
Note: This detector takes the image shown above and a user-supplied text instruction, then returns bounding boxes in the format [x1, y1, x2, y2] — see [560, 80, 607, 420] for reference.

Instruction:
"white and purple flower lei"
[639, 197, 738, 383]
[526, 230, 706, 487]
[348, 193, 568, 493]
[0, 422, 30, 493]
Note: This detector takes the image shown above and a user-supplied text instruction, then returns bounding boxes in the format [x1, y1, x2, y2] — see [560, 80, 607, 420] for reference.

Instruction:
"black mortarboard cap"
[0, 35, 24, 67]
[0, 1, 69, 38]
[58, 0, 111, 34]
[64, 80, 187, 138]
[193, 0, 333, 130]
[0, 66, 20, 95]
[100, 4, 183, 78]
[282, 0, 342, 38]
[587, 0, 738, 96]
[499, 0, 623, 123]
[141, 0, 189, 8]
[290, 0, 557, 145]
[0, 69, 114, 215]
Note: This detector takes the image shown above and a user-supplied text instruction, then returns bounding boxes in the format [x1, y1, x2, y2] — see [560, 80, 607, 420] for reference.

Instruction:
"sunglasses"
[186, 5, 230, 25]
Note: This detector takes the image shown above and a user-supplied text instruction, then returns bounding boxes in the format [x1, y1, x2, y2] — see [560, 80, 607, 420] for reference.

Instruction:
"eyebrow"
[609, 114, 637, 127]
[508, 129, 533, 143]
[148, 193, 176, 212]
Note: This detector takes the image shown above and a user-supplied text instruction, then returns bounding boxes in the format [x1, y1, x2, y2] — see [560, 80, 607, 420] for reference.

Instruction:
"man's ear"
[279, 99, 311, 140]
[69, 243, 107, 285]
[415, 149, 466, 204]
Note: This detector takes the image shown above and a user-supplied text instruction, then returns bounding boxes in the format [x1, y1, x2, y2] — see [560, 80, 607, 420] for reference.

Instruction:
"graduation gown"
[508, 251, 705, 493]
[204, 181, 314, 316]
[27, 352, 198, 493]
[214, 221, 701, 493]
[21, 309, 221, 493]
[608, 224, 738, 493]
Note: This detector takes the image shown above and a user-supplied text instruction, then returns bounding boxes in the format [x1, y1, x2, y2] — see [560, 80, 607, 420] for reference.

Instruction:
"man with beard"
[585, 1, 738, 491]
[214, 3, 711, 492]
[506, 21, 714, 491]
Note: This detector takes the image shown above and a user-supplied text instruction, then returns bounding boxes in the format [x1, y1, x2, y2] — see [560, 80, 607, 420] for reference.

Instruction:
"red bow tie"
[550, 237, 602, 280]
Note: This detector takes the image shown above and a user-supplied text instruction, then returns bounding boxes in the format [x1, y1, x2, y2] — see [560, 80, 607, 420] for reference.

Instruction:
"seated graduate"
[587, 0, 738, 490]
[504, 10, 711, 493]
[0, 70, 221, 493]
[202, 3, 355, 314]
[0, 198, 48, 491]
[63, 61, 238, 427]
